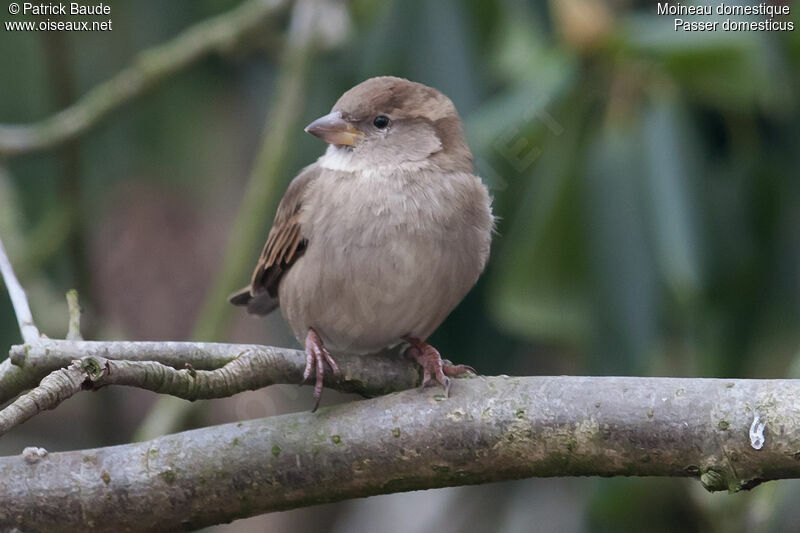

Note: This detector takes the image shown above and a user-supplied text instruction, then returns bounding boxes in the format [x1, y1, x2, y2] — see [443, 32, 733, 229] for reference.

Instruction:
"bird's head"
[305, 76, 472, 173]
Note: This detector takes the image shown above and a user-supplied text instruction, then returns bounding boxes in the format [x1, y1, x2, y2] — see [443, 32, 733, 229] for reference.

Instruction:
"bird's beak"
[304, 111, 364, 146]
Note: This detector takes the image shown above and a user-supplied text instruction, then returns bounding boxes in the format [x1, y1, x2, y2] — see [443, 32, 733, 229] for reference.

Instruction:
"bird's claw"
[304, 329, 339, 412]
[404, 337, 475, 397]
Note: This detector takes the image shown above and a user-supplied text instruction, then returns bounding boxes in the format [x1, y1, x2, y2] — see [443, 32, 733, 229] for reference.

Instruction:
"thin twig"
[65, 290, 83, 341]
[0, 360, 87, 436]
[1, 339, 419, 407]
[0, 345, 411, 436]
[0, 238, 40, 343]
[0, 345, 419, 436]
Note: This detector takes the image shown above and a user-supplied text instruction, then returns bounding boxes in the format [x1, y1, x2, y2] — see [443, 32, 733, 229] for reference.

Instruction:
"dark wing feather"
[228, 164, 319, 315]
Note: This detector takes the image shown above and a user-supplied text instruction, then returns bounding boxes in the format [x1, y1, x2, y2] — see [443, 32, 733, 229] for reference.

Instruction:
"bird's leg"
[403, 336, 476, 396]
[303, 328, 339, 412]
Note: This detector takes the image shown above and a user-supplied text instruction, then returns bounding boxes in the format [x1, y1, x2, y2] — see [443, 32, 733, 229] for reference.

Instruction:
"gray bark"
[0, 340, 419, 435]
[0, 340, 419, 405]
[2, 375, 799, 532]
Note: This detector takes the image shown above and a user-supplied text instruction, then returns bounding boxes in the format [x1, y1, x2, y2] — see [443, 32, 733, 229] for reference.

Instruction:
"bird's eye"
[373, 115, 390, 129]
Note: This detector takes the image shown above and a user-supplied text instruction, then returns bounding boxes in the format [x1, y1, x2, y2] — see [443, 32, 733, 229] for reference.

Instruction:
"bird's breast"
[306, 168, 452, 245]
[279, 167, 493, 354]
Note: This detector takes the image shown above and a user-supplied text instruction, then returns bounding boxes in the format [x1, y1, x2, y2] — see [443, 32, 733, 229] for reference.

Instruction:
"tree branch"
[0, 239, 40, 343]
[0, 0, 290, 158]
[1, 339, 419, 407]
[1, 375, 798, 531]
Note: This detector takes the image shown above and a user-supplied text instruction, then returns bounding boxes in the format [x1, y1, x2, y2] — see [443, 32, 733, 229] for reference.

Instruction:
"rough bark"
[0, 339, 419, 405]
[2, 375, 799, 532]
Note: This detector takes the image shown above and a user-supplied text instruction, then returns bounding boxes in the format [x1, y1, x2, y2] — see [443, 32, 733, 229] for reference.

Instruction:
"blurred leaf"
[587, 478, 709, 533]
[412, 0, 482, 112]
[750, 35, 797, 116]
[583, 117, 659, 372]
[641, 91, 703, 301]
[489, 1, 550, 82]
[355, 0, 483, 112]
[488, 93, 591, 343]
[621, 13, 757, 55]
[621, 14, 767, 111]
[466, 52, 576, 153]
[549, 0, 613, 52]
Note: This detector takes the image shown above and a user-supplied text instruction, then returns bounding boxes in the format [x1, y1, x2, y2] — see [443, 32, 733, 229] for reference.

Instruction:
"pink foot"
[303, 328, 339, 412]
[403, 337, 476, 396]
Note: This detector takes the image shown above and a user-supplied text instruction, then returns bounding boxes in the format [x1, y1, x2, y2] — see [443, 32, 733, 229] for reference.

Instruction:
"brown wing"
[229, 164, 319, 314]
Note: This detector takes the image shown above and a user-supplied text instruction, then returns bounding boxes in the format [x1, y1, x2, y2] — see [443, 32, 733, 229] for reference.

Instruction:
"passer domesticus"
[230, 76, 493, 410]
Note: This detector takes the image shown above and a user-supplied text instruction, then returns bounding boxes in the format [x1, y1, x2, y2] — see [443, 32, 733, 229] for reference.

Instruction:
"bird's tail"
[228, 287, 279, 316]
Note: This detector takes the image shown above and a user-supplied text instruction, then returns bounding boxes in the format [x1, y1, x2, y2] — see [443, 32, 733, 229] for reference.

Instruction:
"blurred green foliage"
[1, 0, 799, 531]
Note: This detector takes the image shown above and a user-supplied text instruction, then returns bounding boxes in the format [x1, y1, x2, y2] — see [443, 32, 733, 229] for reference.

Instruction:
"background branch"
[40, 28, 95, 320]
[0, 0, 290, 158]
[136, 0, 326, 440]
[2, 375, 799, 531]
[190, 0, 320, 347]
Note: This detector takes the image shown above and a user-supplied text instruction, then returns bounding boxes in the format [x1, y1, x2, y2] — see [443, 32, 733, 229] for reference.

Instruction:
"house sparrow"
[230, 76, 493, 410]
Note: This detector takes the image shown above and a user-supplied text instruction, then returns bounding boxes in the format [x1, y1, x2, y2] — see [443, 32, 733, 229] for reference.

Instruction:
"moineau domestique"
[656, 2, 790, 17]
[22, 3, 110, 15]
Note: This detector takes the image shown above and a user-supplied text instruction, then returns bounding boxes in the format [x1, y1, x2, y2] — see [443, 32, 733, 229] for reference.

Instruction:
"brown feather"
[248, 164, 319, 304]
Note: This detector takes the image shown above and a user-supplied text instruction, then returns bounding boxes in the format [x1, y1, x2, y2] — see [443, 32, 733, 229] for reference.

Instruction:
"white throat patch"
[318, 145, 433, 175]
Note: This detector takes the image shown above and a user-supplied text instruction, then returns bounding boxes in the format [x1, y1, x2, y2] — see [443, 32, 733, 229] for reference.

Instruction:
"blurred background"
[1, 0, 799, 531]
